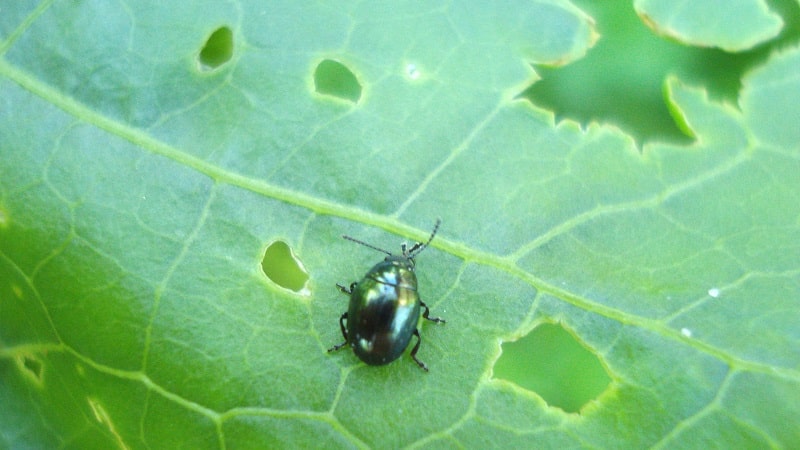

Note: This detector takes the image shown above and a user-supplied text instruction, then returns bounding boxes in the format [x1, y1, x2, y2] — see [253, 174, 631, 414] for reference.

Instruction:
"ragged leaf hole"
[261, 241, 310, 295]
[494, 323, 610, 413]
[198, 26, 234, 70]
[518, 0, 703, 147]
[313, 59, 362, 103]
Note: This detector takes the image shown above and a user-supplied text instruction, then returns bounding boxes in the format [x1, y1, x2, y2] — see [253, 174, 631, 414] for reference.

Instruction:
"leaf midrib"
[1, 58, 795, 384]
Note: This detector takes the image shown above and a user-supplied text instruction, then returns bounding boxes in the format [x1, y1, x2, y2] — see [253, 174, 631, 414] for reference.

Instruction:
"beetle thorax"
[384, 254, 415, 271]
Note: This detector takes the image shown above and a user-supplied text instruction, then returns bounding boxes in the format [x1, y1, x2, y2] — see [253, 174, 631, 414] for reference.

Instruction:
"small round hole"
[313, 59, 362, 103]
[261, 241, 310, 294]
[198, 26, 234, 70]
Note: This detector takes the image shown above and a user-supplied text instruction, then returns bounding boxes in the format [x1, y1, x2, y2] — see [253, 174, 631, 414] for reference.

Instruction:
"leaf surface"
[1, 1, 798, 448]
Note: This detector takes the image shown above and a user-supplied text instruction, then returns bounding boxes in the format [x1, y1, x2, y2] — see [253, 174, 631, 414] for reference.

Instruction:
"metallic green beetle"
[328, 220, 446, 371]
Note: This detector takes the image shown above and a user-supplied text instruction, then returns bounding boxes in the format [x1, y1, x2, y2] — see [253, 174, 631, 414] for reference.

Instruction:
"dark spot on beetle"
[313, 59, 362, 103]
[494, 322, 610, 413]
[198, 26, 234, 70]
[261, 241, 309, 294]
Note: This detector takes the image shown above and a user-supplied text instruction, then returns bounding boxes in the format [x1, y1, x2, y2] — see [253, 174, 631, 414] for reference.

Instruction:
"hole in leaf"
[261, 241, 310, 294]
[198, 26, 234, 70]
[313, 59, 362, 103]
[519, 0, 705, 146]
[494, 323, 610, 413]
[24, 356, 43, 378]
[17, 354, 44, 383]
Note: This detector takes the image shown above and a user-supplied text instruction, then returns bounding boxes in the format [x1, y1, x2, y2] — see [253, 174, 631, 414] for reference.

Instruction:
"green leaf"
[635, 0, 783, 51]
[2, 1, 798, 448]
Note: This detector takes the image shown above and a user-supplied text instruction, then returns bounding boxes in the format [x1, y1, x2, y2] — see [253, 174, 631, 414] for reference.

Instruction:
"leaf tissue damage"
[1, 1, 799, 449]
[198, 26, 235, 70]
[314, 59, 362, 103]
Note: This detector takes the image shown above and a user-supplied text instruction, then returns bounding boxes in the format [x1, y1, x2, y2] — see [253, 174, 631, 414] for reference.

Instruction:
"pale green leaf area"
[1, 0, 798, 448]
[635, 0, 783, 51]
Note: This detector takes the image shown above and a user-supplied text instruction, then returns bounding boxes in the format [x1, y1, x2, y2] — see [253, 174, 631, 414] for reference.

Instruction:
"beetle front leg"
[420, 301, 446, 324]
[409, 328, 429, 371]
[336, 282, 356, 295]
[327, 312, 349, 352]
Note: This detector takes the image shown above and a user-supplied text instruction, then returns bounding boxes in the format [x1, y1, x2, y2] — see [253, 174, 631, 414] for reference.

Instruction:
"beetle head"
[342, 219, 441, 266]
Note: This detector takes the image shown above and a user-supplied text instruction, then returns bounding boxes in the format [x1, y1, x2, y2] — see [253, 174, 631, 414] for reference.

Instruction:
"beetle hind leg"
[420, 301, 446, 324]
[327, 312, 349, 353]
[409, 328, 429, 372]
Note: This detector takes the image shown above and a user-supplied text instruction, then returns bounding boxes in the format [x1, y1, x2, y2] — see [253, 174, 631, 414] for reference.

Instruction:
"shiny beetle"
[327, 220, 446, 371]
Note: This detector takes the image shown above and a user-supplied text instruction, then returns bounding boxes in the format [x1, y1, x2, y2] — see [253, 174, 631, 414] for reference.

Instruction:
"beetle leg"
[410, 328, 429, 371]
[420, 301, 446, 324]
[327, 312, 349, 352]
[338, 312, 348, 340]
[336, 283, 355, 295]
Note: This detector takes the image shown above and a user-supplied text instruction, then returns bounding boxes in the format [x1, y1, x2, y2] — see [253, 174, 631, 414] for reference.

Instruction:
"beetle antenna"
[407, 219, 441, 257]
[342, 235, 393, 255]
